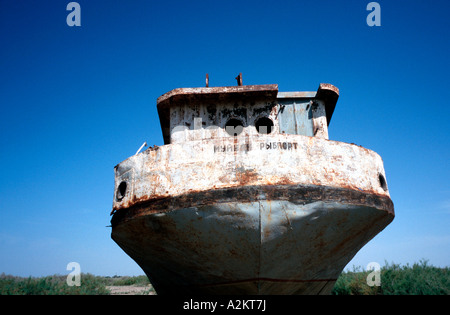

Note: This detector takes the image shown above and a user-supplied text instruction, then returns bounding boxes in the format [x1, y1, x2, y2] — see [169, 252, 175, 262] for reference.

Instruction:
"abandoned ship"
[110, 75, 394, 294]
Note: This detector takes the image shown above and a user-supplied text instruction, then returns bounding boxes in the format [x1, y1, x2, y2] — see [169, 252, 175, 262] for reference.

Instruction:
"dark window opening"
[117, 181, 127, 201]
[225, 118, 244, 136]
[255, 117, 274, 134]
[378, 174, 388, 191]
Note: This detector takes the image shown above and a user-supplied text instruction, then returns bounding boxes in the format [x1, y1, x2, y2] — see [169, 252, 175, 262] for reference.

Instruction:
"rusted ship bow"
[110, 79, 394, 295]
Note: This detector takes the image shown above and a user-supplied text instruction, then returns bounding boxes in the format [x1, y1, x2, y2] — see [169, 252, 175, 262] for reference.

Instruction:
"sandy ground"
[106, 285, 156, 295]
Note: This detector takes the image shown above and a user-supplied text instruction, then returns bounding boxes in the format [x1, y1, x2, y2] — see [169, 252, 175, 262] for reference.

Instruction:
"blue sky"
[0, 0, 449, 277]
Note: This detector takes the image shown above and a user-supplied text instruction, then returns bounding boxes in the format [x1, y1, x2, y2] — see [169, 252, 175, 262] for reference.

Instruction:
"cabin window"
[255, 117, 274, 134]
[225, 118, 244, 136]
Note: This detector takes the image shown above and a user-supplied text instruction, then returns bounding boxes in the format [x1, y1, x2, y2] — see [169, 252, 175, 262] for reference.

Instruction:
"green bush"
[0, 273, 110, 295]
[104, 275, 150, 286]
[332, 260, 450, 295]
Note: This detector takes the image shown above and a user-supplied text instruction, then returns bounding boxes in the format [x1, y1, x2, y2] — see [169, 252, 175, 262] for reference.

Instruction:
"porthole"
[255, 117, 274, 134]
[225, 118, 244, 136]
[116, 181, 127, 201]
[378, 174, 388, 191]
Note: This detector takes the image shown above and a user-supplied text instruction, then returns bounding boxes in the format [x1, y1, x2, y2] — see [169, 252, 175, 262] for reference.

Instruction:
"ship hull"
[111, 134, 394, 294]
[111, 185, 393, 295]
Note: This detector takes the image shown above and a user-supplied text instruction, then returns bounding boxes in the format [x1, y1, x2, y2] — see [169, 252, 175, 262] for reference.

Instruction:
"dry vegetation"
[331, 260, 449, 295]
[0, 273, 155, 295]
[1, 260, 448, 295]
